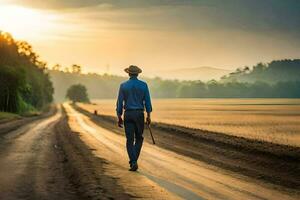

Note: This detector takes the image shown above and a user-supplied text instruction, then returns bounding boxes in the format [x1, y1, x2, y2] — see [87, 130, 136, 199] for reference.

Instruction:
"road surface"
[0, 107, 79, 200]
[0, 104, 298, 200]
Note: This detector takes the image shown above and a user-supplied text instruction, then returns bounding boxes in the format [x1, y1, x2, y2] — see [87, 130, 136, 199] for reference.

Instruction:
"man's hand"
[146, 113, 151, 125]
[118, 116, 123, 128]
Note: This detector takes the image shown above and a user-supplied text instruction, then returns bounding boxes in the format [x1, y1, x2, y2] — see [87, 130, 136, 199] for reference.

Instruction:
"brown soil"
[54, 107, 132, 200]
[0, 106, 131, 200]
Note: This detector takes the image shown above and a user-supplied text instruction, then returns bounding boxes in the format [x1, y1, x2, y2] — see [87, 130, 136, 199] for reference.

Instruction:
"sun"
[0, 5, 57, 40]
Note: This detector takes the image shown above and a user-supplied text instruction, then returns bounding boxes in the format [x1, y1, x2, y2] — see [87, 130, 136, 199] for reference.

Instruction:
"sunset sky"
[0, 0, 299, 76]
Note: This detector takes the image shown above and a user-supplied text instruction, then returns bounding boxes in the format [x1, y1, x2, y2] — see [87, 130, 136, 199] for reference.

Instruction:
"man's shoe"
[129, 162, 138, 171]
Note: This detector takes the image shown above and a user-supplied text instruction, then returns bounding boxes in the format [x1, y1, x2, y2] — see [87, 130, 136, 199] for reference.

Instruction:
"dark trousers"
[124, 110, 144, 164]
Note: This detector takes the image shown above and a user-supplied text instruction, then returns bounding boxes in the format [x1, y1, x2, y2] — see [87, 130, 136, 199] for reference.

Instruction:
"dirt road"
[65, 103, 299, 200]
[0, 106, 76, 200]
[0, 106, 130, 200]
[0, 104, 299, 200]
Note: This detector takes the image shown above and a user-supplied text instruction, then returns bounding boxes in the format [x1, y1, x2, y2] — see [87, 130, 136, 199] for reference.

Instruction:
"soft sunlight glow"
[0, 5, 57, 40]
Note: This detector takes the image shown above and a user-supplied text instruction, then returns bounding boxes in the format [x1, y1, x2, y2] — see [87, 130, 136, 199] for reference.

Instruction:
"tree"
[0, 31, 53, 113]
[66, 84, 90, 103]
[71, 64, 82, 74]
[222, 59, 300, 83]
[52, 64, 61, 71]
[0, 65, 26, 112]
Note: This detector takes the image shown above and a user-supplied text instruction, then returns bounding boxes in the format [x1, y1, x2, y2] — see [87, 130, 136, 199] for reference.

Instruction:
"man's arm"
[116, 85, 124, 127]
[144, 84, 152, 125]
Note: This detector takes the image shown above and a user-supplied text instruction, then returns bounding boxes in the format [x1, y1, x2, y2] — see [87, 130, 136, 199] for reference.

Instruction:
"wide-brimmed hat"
[124, 65, 142, 74]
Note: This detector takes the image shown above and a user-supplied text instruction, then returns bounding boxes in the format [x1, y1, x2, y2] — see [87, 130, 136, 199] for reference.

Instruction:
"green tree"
[0, 65, 26, 112]
[0, 31, 53, 113]
[66, 84, 90, 103]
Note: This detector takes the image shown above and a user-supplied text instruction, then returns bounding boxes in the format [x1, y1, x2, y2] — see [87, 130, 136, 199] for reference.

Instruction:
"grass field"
[78, 98, 300, 147]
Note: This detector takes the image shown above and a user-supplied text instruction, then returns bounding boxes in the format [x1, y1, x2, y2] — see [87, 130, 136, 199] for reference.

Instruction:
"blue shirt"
[116, 77, 152, 116]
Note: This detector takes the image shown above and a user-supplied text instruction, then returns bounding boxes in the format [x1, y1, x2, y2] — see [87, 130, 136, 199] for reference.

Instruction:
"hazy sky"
[0, 0, 299, 76]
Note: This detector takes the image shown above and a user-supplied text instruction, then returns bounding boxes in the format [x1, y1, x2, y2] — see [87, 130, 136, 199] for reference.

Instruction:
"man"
[116, 65, 152, 171]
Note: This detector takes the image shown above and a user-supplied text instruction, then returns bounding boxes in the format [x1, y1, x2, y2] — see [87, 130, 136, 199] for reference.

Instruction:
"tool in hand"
[147, 124, 156, 144]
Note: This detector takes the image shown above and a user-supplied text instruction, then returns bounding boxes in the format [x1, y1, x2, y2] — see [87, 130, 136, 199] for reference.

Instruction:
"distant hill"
[221, 59, 300, 83]
[150, 67, 232, 81]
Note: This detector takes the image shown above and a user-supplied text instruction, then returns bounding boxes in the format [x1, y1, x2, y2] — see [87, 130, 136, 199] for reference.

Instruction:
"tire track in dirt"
[0, 105, 131, 200]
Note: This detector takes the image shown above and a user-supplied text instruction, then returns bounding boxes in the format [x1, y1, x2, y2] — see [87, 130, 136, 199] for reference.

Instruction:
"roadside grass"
[0, 112, 20, 121]
[19, 103, 54, 117]
[0, 104, 53, 123]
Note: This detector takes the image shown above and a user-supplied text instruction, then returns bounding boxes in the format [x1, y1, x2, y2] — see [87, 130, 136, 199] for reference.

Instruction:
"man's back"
[116, 76, 152, 116]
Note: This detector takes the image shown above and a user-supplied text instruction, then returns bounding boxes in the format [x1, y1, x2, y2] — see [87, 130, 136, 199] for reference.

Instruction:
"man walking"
[116, 65, 152, 171]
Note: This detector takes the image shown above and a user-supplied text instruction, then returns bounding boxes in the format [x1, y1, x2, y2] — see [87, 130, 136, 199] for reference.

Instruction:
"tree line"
[49, 59, 300, 101]
[154, 79, 300, 98]
[221, 59, 300, 83]
[0, 32, 53, 113]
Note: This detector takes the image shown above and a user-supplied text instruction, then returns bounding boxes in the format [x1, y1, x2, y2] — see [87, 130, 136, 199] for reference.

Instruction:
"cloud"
[4, 0, 198, 9]
[4, 0, 300, 37]
[4, 0, 101, 9]
[18, 0, 299, 33]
